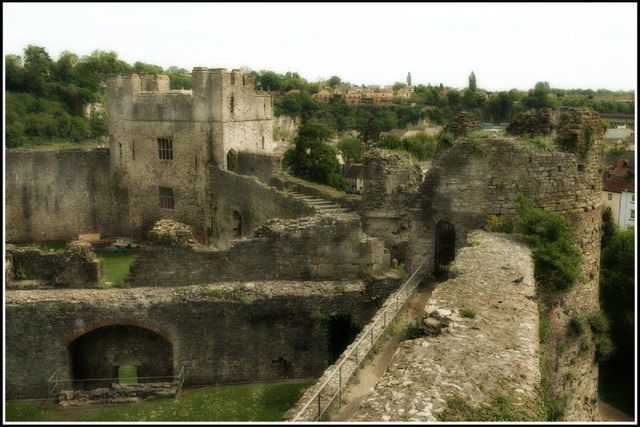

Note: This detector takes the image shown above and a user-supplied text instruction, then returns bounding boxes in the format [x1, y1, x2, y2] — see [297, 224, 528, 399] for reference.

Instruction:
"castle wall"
[5, 282, 377, 399]
[208, 168, 315, 242]
[235, 150, 283, 184]
[127, 214, 390, 287]
[351, 231, 541, 421]
[5, 149, 122, 243]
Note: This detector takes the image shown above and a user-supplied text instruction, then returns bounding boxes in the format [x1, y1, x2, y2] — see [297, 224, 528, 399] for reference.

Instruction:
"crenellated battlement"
[106, 68, 272, 123]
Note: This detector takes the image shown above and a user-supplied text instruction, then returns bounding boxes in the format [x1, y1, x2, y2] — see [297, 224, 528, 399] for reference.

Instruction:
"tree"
[337, 137, 364, 163]
[328, 75, 342, 88]
[23, 45, 53, 93]
[525, 81, 552, 109]
[601, 207, 617, 249]
[282, 122, 345, 189]
[469, 71, 477, 92]
[357, 116, 382, 146]
[5, 54, 24, 91]
[407, 72, 412, 87]
[133, 61, 164, 75]
[393, 82, 408, 91]
[600, 228, 635, 370]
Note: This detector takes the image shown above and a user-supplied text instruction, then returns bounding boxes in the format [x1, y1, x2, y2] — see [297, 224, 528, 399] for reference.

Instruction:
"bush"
[485, 215, 515, 233]
[595, 335, 614, 362]
[514, 195, 582, 294]
[587, 311, 609, 334]
[399, 320, 423, 341]
[569, 316, 587, 336]
[461, 309, 477, 319]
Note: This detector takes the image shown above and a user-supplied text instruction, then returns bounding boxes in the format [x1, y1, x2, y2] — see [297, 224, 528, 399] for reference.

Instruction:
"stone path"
[287, 192, 350, 215]
[599, 401, 634, 422]
[331, 280, 437, 421]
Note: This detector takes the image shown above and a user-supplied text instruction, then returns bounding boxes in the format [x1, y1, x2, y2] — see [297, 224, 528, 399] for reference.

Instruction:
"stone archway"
[67, 325, 173, 388]
[435, 220, 456, 278]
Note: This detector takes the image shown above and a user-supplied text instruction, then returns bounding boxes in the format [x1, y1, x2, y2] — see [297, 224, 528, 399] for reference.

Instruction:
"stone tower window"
[230, 96, 235, 114]
[159, 187, 175, 210]
[157, 138, 173, 160]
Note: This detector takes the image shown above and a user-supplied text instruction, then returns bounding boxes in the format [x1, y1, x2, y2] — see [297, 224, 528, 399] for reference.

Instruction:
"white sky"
[3, 2, 638, 91]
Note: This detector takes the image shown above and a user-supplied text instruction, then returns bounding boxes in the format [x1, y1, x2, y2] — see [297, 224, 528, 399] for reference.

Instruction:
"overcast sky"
[3, 2, 637, 91]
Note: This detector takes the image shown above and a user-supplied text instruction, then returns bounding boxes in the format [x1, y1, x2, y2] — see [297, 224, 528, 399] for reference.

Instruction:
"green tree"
[393, 82, 408, 92]
[407, 72, 412, 87]
[337, 137, 364, 163]
[23, 45, 53, 93]
[525, 81, 552, 109]
[282, 122, 345, 189]
[357, 116, 382, 146]
[601, 207, 617, 249]
[600, 228, 635, 371]
[5, 54, 25, 91]
[133, 61, 164, 75]
[469, 71, 477, 92]
[328, 76, 342, 88]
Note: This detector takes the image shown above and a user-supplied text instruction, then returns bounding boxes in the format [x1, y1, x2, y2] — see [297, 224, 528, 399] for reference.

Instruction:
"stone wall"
[127, 214, 390, 287]
[5, 149, 122, 243]
[7, 241, 103, 288]
[361, 149, 423, 262]
[507, 108, 556, 137]
[442, 111, 481, 136]
[5, 281, 378, 399]
[351, 231, 541, 421]
[208, 167, 316, 243]
[273, 114, 300, 142]
[235, 150, 283, 184]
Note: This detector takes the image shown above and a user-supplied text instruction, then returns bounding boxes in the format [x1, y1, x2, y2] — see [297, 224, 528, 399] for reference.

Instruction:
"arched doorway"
[68, 325, 173, 389]
[232, 211, 242, 237]
[435, 220, 456, 278]
[227, 149, 237, 172]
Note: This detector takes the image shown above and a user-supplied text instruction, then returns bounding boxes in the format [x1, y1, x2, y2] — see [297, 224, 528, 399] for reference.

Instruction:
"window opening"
[232, 211, 242, 237]
[157, 138, 173, 160]
[159, 187, 175, 210]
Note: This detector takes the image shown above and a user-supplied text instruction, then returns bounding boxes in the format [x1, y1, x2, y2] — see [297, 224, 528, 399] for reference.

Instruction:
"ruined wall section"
[361, 149, 423, 263]
[352, 231, 541, 421]
[407, 107, 604, 420]
[207, 167, 315, 243]
[127, 214, 389, 287]
[235, 150, 283, 184]
[5, 149, 122, 243]
[5, 282, 377, 399]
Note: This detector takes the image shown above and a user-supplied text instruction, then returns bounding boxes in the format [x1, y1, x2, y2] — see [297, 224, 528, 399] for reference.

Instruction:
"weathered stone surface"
[507, 108, 556, 137]
[442, 111, 481, 137]
[5, 281, 382, 399]
[351, 231, 541, 422]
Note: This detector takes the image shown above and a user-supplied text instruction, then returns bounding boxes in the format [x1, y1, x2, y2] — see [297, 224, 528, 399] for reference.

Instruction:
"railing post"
[317, 394, 321, 420]
[370, 327, 374, 358]
[383, 311, 387, 338]
[355, 344, 359, 375]
[339, 365, 342, 407]
[396, 293, 399, 313]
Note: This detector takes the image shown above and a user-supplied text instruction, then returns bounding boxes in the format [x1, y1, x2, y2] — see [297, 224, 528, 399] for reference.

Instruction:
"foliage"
[601, 207, 617, 249]
[588, 311, 609, 334]
[398, 320, 423, 342]
[377, 132, 437, 161]
[485, 215, 515, 233]
[595, 335, 615, 362]
[438, 395, 530, 421]
[514, 195, 582, 294]
[520, 135, 557, 152]
[569, 315, 587, 336]
[436, 131, 456, 151]
[337, 137, 364, 163]
[282, 122, 346, 190]
[460, 309, 477, 319]
[599, 227, 635, 369]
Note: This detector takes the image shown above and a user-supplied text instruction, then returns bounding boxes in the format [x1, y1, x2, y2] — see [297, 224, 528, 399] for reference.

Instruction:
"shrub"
[569, 315, 587, 336]
[486, 215, 515, 233]
[595, 335, 614, 362]
[399, 320, 423, 341]
[461, 309, 477, 319]
[588, 311, 609, 334]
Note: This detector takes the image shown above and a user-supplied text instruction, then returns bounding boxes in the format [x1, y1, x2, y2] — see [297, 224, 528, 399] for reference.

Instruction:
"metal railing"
[48, 367, 186, 396]
[289, 261, 428, 422]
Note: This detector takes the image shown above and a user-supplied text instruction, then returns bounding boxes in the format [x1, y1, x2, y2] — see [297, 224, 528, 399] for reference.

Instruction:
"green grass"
[15, 242, 135, 287]
[10, 136, 103, 151]
[118, 365, 138, 385]
[94, 249, 136, 287]
[5, 381, 313, 422]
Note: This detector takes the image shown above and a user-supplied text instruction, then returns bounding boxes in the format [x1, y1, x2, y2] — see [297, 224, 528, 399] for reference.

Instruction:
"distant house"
[343, 161, 365, 193]
[311, 89, 332, 103]
[346, 87, 362, 105]
[602, 157, 635, 230]
[373, 90, 393, 105]
[602, 127, 635, 151]
[396, 88, 412, 98]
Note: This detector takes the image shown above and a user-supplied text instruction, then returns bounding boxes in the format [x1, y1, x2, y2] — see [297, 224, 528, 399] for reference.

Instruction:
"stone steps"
[288, 192, 351, 215]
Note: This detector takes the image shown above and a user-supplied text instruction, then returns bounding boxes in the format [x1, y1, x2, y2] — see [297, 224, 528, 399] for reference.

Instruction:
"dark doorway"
[327, 315, 360, 364]
[435, 220, 456, 278]
[68, 325, 173, 390]
[232, 211, 242, 237]
[227, 149, 237, 172]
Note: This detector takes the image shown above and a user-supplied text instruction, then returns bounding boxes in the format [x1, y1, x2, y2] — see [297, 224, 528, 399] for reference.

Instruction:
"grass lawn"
[5, 381, 313, 422]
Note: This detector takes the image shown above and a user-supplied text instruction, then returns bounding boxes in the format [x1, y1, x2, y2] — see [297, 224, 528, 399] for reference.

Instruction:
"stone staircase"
[287, 192, 351, 215]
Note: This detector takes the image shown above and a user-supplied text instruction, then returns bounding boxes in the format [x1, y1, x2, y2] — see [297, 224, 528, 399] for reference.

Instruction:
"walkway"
[287, 192, 350, 215]
[331, 279, 437, 421]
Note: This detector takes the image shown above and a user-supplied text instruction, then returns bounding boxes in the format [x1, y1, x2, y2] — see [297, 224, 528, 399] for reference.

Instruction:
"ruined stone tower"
[106, 69, 274, 239]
